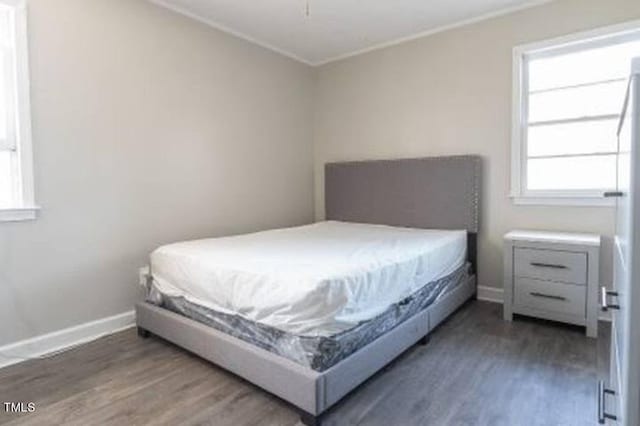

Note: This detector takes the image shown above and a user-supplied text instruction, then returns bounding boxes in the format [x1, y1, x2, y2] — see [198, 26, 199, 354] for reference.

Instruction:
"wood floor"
[0, 301, 609, 426]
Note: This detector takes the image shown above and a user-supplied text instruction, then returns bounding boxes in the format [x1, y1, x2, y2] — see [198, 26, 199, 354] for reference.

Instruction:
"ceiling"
[150, 0, 551, 66]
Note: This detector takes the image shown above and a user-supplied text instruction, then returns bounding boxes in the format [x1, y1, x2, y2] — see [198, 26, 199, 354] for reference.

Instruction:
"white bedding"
[150, 221, 467, 337]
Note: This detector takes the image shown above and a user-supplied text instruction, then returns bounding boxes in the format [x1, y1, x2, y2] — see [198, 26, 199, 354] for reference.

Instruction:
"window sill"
[511, 196, 615, 207]
[0, 206, 40, 222]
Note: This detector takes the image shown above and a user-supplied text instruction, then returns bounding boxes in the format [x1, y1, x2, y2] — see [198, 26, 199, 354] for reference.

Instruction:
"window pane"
[0, 150, 14, 207]
[527, 155, 616, 191]
[529, 40, 640, 91]
[0, 48, 7, 143]
[0, 8, 10, 144]
[527, 118, 618, 157]
[528, 80, 626, 123]
[0, 8, 10, 44]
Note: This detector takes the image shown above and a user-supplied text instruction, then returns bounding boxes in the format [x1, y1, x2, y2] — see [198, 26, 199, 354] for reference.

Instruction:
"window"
[511, 22, 640, 206]
[0, 0, 35, 221]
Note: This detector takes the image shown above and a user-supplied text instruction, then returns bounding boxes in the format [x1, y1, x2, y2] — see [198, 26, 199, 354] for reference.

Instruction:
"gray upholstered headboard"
[325, 155, 481, 272]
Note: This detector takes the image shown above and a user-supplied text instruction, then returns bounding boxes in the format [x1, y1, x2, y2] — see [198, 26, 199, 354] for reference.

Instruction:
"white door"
[602, 58, 640, 426]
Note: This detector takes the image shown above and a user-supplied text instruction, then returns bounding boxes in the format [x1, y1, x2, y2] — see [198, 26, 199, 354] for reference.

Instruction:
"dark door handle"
[601, 287, 620, 311]
[598, 381, 617, 424]
[603, 191, 624, 198]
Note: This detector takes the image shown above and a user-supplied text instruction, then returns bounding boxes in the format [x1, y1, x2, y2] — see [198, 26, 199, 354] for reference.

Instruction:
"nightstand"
[503, 230, 600, 338]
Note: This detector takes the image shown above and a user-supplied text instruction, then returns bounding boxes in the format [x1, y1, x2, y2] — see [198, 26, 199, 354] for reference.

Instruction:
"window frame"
[0, 0, 36, 222]
[511, 20, 640, 207]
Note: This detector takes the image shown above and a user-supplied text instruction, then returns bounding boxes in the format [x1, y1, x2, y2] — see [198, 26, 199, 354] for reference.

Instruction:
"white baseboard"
[0, 310, 135, 369]
[477, 285, 504, 304]
[0, 283, 612, 370]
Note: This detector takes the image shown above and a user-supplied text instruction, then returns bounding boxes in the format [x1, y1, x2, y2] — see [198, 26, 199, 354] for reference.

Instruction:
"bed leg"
[300, 412, 321, 426]
[137, 327, 151, 339]
[418, 335, 430, 346]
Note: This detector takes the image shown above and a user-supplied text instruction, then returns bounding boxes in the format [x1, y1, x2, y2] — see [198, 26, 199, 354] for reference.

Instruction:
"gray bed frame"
[135, 155, 482, 425]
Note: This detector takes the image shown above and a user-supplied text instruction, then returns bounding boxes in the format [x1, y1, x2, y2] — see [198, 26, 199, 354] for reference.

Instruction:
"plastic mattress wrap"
[147, 264, 469, 372]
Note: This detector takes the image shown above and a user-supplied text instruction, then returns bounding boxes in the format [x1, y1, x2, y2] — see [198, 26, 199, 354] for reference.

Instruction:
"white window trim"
[0, 0, 37, 222]
[511, 19, 640, 207]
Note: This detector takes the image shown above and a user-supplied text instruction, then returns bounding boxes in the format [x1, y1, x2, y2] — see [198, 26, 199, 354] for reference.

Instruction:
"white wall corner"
[477, 285, 504, 304]
[0, 310, 136, 370]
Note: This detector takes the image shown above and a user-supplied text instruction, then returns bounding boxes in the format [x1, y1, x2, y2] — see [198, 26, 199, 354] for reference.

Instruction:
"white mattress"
[150, 221, 467, 337]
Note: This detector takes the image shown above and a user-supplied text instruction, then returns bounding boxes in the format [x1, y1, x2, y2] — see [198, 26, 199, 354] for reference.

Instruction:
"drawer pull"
[600, 286, 620, 311]
[530, 262, 568, 269]
[598, 381, 617, 423]
[530, 292, 567, 301]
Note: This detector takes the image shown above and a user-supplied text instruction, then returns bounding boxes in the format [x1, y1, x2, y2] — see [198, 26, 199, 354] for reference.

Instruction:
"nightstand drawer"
[514, 247, 587, 285]
[514, 278, 586, 317]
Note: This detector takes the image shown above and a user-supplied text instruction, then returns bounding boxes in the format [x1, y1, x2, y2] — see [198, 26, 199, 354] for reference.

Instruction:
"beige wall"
[3, 0, 640, 348]
[0, 0, 314, 346]
[314, 0, 640, 291]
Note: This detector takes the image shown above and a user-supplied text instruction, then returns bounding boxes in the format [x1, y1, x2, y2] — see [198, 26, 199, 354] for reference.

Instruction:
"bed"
[135, 155, 481, 425]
